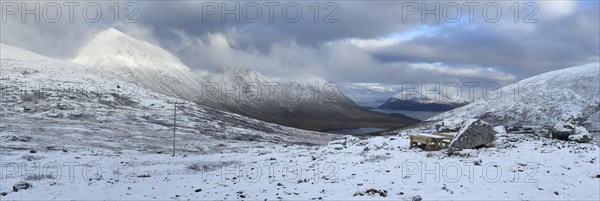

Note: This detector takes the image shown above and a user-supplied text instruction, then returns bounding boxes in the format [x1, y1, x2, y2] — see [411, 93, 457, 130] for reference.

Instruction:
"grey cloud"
[0, 0, 597, 102]
[136, 1, 427, 49]
[369, 4, 599, 77]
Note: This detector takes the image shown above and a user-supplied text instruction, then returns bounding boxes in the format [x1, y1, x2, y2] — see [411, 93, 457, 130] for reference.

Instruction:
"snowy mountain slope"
[203, 67, 420, 131]
[429, 63, 600, 131]
[71, 28, 418, 131]
[72, 28, 212, 103]
[0, 43, 336, 153]
[204, 67, 351, 110]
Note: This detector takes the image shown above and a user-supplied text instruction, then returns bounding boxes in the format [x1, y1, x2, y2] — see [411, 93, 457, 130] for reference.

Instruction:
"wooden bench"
[432, 132, 456, 147]
[409, 134, 446, 151]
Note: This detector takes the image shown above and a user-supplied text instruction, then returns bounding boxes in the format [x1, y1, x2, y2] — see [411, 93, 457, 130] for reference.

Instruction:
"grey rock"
[448, 119, 495, 154]
[568, 134, 592, 143]
[12, 182, 31, 192]
[8, 135, 32, 142]
[551, 121, 593, 143]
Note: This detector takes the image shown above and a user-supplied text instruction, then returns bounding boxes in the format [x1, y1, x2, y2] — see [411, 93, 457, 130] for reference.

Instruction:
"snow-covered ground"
[1, 130, 598, 200]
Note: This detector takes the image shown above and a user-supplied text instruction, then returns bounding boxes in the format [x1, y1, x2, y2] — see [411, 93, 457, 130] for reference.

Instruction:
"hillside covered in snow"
[429, 63, 600, 133]
[0, 43, 335, 152]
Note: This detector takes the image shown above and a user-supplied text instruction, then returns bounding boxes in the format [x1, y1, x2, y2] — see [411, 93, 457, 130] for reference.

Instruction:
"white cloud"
[537, 0, 577, 19]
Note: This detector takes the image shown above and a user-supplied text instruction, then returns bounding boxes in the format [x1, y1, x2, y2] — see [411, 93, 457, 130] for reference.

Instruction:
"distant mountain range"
[378, 90, 469, 111]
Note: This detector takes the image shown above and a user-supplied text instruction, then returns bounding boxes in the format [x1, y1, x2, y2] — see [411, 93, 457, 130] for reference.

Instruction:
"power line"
[166, 100, 184, 157]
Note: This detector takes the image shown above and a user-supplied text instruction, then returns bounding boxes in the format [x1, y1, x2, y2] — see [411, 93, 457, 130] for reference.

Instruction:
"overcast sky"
[1, 0, 598, 102]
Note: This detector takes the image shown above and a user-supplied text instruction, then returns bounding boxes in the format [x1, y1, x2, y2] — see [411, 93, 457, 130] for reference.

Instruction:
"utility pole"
[167, 100, 183, 157]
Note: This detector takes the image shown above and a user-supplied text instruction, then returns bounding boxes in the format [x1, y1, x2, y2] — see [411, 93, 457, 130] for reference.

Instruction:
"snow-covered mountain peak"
[71, 28, 208, 102]
[93, 27, 127, 41]
[73, 28, 190, 73]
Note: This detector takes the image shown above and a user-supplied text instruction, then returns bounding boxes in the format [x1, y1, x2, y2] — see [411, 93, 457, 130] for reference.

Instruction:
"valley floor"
[1, 130, 598, 200]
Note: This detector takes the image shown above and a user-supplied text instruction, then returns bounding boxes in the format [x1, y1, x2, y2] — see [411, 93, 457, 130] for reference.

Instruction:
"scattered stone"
[553, 191, 559, 195]
[551, 120, 593, 143]
[6, 135, 32, 142]
[353, 188, 387, 197]
[506, 127, 521, 132]
[568, 134, 592, 143]
[342, 135, 360, 146]
[12, 182, 31, 192]
[534, 129, 550, 138]
[276, 183, 284, 186]
[29, 150, 36, 154]
[1, 192, 7, 196]
[412, 195, 423, 201]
